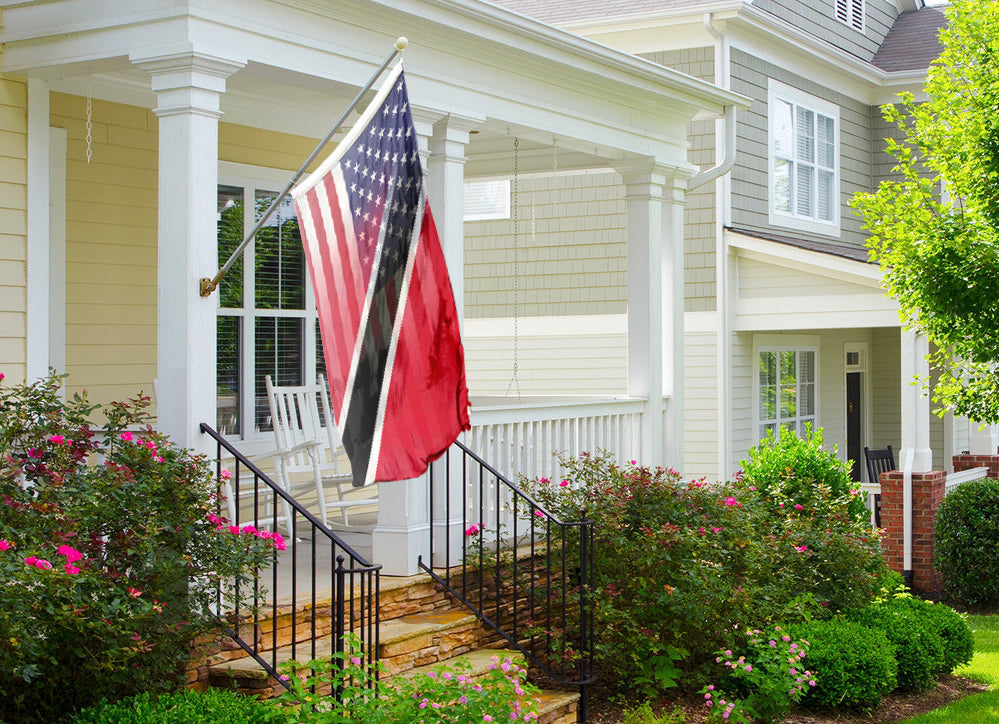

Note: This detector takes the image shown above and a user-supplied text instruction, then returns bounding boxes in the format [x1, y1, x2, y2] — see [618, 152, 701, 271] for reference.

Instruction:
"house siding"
[0, 74, 26, 384]
[729, 47, 873, 252]
[464, 170, 626, 320]
[51, 92, 322, 407]
[870, 326, 901, 451]
[684, 327, 719, 480]
[643, 47, 718, 313]
[752, 0, 898, 61]
[50, 93, 158, 405]
[463, 316, 627, 396]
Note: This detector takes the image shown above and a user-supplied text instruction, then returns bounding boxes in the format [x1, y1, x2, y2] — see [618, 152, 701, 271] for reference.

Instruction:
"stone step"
[390, 647, 527, 682]
[536, 689, 582, 724]
[207, 608, 485, 695]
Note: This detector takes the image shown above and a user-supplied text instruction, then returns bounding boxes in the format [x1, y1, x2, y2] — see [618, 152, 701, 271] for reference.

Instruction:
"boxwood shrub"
[70, 689, 281, 723]
[895, 597, 974, 673]
[847, 597, 946, 691]
[788, 620, 896, 710]
[935, 478, 999, 606]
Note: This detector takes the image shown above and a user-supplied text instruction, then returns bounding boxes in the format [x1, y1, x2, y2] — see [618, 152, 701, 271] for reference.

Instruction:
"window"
[216, 166, 326, 439]
[758, 348, 817, 440]
[768, 80, 840, 235]
[835, 0, 865, 32]
[464, 179, 510, 221]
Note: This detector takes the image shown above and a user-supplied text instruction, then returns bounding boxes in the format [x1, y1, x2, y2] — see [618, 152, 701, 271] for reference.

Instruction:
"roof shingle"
[872, 6, 947, 72]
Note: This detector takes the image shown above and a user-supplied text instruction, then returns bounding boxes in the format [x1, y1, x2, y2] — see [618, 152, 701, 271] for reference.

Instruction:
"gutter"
[688, 13, 739, 190]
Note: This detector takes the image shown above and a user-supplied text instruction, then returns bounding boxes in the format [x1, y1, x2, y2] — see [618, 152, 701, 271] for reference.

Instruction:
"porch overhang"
[727, 228, 902, 332]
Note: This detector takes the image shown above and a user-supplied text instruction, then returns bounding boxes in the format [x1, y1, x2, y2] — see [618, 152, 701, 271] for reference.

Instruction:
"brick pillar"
[879, 469, 947, 593]
[953, 452, 999, 478]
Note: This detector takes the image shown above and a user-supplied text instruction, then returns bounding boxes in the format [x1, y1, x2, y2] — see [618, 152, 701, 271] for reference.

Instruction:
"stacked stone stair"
[203, 572, 581, 723]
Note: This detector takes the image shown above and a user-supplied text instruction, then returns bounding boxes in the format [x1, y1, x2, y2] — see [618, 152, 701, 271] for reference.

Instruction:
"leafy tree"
[853, 0, 999, 422]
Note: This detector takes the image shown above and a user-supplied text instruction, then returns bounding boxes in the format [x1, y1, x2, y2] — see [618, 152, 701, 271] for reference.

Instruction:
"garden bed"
[587, 674, 988, 723]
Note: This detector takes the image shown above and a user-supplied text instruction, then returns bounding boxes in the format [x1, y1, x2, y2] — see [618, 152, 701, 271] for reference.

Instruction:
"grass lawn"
[899, 614, 999, 723]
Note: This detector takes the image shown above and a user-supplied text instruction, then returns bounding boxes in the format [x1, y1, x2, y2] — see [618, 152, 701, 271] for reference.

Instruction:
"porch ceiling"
[0, 0, 748, 175]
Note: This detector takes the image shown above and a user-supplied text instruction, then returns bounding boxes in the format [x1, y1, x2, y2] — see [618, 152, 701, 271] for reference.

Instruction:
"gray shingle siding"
[751, 0, 898, 62]
[642, 48, 718, 312]
[730, 47, 873, 252]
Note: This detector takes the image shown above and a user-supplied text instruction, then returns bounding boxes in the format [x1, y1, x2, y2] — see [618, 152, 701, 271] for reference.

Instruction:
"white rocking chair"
[265, 374, 376, 529]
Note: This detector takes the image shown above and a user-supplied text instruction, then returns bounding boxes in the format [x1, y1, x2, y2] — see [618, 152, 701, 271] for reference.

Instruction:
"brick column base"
[953, 452, 999, 478]
[879, 469, 946, 593]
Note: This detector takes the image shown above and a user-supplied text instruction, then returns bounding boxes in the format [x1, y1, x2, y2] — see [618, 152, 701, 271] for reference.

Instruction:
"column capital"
[613, 157, 695, 193]
[131, 46, 246, 118]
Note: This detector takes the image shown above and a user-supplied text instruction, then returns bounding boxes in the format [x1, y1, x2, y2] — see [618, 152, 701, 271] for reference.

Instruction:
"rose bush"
[0, 373, 277, 722]
[521, 432, 885, 694]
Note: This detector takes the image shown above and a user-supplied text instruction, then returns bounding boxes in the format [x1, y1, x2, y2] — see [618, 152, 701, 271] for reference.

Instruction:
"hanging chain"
[85, 77, 93, 164]
[504, 137, 522, 403]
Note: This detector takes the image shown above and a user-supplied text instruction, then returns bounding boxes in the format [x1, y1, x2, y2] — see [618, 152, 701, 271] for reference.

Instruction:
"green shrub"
[935, 478, 999, 606]
[519, 441, 885, 692]
[70, 689, 281, 723]
[0, 374, 277, 722]
[740, 424, 869, 522]
[788, 620, 896, 710]
[848, 597, 947, 691]
[888, 597, 974, 674]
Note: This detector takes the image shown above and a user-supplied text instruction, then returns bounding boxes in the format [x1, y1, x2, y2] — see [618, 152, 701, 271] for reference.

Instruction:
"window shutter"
[850, 0, 864, 30]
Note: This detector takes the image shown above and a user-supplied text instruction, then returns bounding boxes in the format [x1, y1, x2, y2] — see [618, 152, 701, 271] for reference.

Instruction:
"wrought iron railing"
[420, 439, 594, 721]
[200, 423, 381, 690]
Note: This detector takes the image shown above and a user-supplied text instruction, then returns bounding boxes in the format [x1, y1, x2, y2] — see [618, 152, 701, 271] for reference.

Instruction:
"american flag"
[292, 64, 469, 487]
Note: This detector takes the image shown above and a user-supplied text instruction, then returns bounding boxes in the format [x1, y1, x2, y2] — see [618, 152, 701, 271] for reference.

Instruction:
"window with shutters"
[835, 0, 865, 32]
[216, 165, 327, 440]
[768, 80, 840, 235]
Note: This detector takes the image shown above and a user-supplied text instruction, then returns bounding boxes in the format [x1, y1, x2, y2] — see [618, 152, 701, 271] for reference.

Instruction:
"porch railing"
[200, 423, 381, 689]
[468, 396, 644, 483]
[420, 440, 594, 721]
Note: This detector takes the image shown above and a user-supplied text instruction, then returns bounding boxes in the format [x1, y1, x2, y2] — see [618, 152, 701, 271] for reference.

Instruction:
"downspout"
[689, 12, 736, 481]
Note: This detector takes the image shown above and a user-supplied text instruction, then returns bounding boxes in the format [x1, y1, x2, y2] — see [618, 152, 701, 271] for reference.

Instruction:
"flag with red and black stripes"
[292, 63, 469, 487]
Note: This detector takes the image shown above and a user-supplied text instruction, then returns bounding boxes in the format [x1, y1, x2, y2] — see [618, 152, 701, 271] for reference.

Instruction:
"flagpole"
[200, 36, 409, 297]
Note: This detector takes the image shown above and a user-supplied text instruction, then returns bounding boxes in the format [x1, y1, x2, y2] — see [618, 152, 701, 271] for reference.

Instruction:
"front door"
[847, 371, 862, 481]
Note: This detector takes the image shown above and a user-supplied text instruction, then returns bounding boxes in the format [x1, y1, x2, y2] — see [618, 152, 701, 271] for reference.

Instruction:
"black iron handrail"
[200, 423, 381, 692]
[419, 439, 594, 721]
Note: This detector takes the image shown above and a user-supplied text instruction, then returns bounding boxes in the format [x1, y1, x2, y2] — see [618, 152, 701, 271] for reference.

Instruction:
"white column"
[132, 50, 245, 451]
[899, 328, 932, 581]
[26, 78, 51, 381]
[617, 160, 690, 469]
[426, 113, 482, 328]
[970, 422, 999, 455]
[371, 476, 430, 576]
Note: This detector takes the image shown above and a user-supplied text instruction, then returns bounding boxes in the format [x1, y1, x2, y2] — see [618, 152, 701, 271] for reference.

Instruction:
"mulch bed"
[585, 675, 989, 723]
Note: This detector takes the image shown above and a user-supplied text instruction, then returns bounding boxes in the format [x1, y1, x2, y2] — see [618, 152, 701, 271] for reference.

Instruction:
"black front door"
[847, 371, 862, 481]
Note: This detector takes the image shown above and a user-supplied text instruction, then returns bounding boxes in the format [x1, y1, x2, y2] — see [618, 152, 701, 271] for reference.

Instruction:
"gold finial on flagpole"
[396, 37, 408, 51]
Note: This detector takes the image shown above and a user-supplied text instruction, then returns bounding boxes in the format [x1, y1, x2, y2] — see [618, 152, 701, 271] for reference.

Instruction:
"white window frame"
[835, 0, 866, 33]
[754, 334, 820, 442]
[767, 80, 841, 236]
[217, 161, 321, 451]
[464, 178, 511, 221]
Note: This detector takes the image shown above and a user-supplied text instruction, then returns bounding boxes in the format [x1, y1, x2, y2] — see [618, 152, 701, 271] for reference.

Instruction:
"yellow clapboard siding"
[66, 242, 154, 266]
[0, 130, 27, 157]
[69, 222, 156, 246]
[66, 303, 155, 325]
[67, 343, 157, 366]
[0, 234, 25, 261]
[69, 181, 157, 208]
[65, 262, 155, 285]
[0, 259, 25, 286]
[64, 162, 157, 189]
[65, 285, 156, 309]
[0, 104, 26, 134]
[0, 181, 27, 209]
[65, 325, 155, 346]
[0, 79, 27, 107]
[0, 310, 26, 337]
[0, 338, 25, 365]
[63, 363, 156, 385]
[67, 141, 156, 171]
[0, 207, 27, 236]
[106, 123, 159, 151]
[52, 93, 153, 132]
[67, 200, 156, 226]
[0, 286, 26, 312]
[0, 155, 26, 185]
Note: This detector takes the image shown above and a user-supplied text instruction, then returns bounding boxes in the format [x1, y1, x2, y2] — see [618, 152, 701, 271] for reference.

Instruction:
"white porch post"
[899, 328, 932, 582]
[132, 50, 245, 451]
[970, 422, 999, 455]
[618, 161, 688, 469]
[427, 113, 480, 566]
